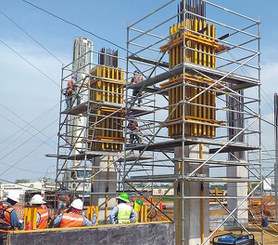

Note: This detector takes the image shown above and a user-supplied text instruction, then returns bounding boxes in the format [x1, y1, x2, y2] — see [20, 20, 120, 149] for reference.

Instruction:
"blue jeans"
[132, 90, 141, 106]
[65, 95, 72, 109]
[65, 94, 80, 110]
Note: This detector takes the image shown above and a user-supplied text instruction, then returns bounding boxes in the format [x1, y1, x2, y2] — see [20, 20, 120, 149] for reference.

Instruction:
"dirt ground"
[153, 197, 278, 244]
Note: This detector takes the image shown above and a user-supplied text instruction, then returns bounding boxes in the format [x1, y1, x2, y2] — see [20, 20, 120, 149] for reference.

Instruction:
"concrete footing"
[7, 222, 175, 245]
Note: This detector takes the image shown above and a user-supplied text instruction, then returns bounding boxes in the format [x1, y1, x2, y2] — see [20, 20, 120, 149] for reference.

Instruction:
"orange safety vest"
[2, 207, 14, 226]
[66, 79, 77, 95]
[59, 213, 84, 228]
[37, 208, 49, 229]
[66, 79, 73, 95]
[133, 74, 143, 84]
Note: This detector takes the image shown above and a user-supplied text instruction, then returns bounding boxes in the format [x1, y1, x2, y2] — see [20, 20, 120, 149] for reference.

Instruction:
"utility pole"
[274, 93, 278, 219]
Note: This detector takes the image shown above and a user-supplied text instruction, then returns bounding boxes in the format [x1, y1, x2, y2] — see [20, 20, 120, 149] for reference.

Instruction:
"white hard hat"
[7, 193, 19, 203]
[30, 194, 46, 205]
[70, 199, 83, 210]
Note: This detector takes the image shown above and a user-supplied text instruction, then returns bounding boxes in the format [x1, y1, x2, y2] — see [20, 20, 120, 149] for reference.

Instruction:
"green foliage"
[15, 179, 30, 184]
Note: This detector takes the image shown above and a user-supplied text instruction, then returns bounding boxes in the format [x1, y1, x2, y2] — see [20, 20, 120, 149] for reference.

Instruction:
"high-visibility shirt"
[59, 213, 84, 228]
[3, 207, 14, 226]
[133, 75, 143, 84]
[117, 203, 132, 224]
[66, 79, 73, 95]
[37, 208, 49, 229]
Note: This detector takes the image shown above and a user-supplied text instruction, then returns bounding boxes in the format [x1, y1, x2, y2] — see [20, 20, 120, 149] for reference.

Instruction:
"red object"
[25, 221, 33, 230]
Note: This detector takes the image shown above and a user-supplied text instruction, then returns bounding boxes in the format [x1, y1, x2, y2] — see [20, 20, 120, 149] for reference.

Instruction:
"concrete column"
[92, 156, 117, 222]
[174, 145, 210, 245]
[226, 90, 248, 228]
[226, 165, 248, 227]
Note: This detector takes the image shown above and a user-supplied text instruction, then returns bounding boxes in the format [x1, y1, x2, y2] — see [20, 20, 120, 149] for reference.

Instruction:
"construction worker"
[109, 192, 137, 224]
[131, 70, 143, 107]
[127, 115, 140, 144]
[0, 194, 21, 229]
[57, 184, 69, 214]
[53, 199, 96, 228]
[64, 75, 80, 110]
[28, 194, 49, 229]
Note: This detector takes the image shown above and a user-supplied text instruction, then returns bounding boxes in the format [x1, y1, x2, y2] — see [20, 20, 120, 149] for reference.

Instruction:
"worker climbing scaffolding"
[131, 70, 143, 107]
[127, 115, 141, 144]
[64, 75, 80, 110]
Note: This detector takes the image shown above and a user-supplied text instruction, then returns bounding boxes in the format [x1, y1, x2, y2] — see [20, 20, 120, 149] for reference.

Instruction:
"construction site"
[2, 0, 278, 244]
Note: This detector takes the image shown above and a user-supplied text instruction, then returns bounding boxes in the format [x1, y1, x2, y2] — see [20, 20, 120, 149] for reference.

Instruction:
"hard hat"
[135, 199, 143, 206]
[7, 193, 19, 203]
[30, 194, 46, 205]
[70, 199, 83, 210]
[133, 70, 139, 74]
[117, 192, 129, 202]
[72, 75, 77, 80]
[61, 184, 67, 191]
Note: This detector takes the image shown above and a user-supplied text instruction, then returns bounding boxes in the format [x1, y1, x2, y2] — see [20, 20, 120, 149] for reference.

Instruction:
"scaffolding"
[53, 0, 263, 244]
[124, 0, 261, 244]
[55, 39, 127, 222]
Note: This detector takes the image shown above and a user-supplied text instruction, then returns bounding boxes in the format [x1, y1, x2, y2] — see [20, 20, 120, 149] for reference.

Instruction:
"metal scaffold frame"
[54, 39, 129, 223]
[124, 0, 262, 244]
[52, 0, 265, 243]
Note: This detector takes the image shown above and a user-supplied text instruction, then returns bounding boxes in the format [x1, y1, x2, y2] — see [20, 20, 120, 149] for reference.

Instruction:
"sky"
[0, 0, 278, 182]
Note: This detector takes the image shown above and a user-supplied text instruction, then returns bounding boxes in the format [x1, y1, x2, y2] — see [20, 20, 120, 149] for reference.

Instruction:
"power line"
[0, 38, 60, 87]
[0, 104, 57, 150]
[0, 104, 58, 174]
[0, 131, 57, 178]
[0, 118, 57, 162]
[0, 112, 56, 152]
[0, 103, 58, 147]
[21, 0, 127, 52]
[0, 161, 45, 174]
[0, 9, 64, 65]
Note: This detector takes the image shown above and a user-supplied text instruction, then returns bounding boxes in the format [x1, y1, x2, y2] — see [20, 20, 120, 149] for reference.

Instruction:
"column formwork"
[125, 0, 261, 244]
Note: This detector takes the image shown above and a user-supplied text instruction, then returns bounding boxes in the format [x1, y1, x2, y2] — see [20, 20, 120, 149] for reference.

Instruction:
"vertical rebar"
[98, 48, 119, 67]
[178, 0, 206, 22]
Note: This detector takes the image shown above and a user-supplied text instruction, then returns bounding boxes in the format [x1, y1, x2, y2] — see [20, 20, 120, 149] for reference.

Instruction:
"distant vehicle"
[64, 167, 92, 204]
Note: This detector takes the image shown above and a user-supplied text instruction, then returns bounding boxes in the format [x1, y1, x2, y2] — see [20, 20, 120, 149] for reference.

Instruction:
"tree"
[15, 179, 30, 184]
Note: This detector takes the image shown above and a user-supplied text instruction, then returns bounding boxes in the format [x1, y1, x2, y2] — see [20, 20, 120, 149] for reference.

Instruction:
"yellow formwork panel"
[87, 206, 99, 225]
[88, 65, 125, 152]
[88, 109, 124, 152]
[207, 22, 212, 68]
[90, 65, 125, 105]
[23, 207, 37, 230]
[161, 19, 221, 138]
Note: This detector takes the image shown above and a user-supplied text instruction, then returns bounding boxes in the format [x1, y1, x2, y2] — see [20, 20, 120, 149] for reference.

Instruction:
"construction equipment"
[213, 233, 255, 245]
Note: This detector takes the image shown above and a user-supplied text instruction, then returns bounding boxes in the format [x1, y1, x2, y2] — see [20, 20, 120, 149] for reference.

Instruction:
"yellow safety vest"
[117, 204, 132, 224]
